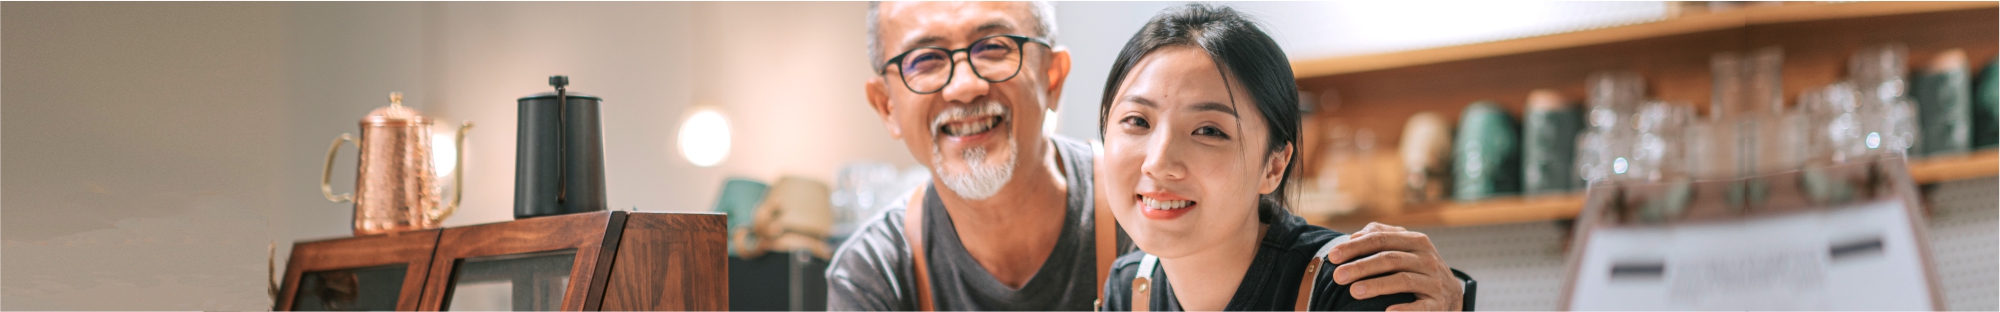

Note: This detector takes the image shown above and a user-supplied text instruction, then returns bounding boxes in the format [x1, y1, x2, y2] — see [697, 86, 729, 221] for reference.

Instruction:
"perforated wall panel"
[1421, 221, 1571, 311]
[1924, 177, 1998, 311]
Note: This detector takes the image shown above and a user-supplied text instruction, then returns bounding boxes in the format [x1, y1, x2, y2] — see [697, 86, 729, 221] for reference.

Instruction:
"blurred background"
[2, 1, 1993, 310]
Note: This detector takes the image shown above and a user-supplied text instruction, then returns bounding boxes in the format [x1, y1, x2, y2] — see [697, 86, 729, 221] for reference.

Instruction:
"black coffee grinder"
[515, 75, 608, 218]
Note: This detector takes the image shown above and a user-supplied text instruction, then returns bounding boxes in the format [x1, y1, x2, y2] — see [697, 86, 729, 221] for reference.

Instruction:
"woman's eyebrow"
[1123, 97, 1235, 117]
[1190, 102, 1238, 117]
[1124, 96, 1157, 108]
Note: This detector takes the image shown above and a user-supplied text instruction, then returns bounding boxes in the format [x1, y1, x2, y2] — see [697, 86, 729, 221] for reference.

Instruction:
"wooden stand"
[276, 211, 727, 311]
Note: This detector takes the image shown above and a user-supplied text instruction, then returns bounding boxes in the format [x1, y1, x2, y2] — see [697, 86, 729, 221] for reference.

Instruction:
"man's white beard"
[932, 134, 1017, 200]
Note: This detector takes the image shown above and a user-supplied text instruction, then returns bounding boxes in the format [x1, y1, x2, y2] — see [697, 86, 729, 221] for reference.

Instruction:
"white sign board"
[1567, 199, 1936, 310]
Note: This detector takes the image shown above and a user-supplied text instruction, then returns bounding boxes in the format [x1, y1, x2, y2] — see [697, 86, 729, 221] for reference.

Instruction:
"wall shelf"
[1315, 150, 2000, 230]
[1296, 2, 1997, 231]
[1290, 2, 1996, 155]
[1910, 149, 2000, 184]
[1315, 194, 1585, 230]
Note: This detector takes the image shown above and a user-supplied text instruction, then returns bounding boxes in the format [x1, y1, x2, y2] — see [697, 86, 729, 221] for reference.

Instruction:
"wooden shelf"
[1295, 2, 1997, 231]
[1315, 150, 2000, 230]
[1315, 194, 1585, 230]
[1291, 1, 1999, 78]
[1910, 149, 2000, 184]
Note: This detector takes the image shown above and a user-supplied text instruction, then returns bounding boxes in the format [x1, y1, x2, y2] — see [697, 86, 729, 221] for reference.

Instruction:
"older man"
[828, 2, 1467, 310]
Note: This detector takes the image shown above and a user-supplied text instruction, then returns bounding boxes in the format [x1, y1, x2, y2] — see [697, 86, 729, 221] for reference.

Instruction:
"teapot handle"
[321, 134, 357, 203]
[431, 121, 473, 223]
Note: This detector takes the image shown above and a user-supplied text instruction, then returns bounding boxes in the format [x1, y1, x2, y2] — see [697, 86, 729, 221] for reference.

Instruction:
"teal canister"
[1974, 57, 1997, 149]
[1911, 49, 1972, 156]
[713, 178, 771, 231]
[1522, 90, 1583, 195]
[1452, 101, 1521, 201]
[713, 177, 769, 256]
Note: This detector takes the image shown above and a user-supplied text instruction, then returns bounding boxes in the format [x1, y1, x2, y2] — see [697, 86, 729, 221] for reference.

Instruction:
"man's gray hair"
[867, 1, 1058, 71]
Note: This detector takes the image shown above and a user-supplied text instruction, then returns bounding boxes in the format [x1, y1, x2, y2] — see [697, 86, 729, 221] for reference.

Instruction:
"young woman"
[1095, 4, 1427, 311]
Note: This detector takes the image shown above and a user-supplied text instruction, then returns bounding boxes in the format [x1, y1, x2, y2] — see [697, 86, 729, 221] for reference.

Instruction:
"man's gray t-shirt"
[826, 136, 1129, 310]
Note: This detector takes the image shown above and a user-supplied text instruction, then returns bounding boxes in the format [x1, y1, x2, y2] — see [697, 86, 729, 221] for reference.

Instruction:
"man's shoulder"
[829, 203, 911, 268]
[826, 200, 919, 310]
[1047, 134, 1091, 159]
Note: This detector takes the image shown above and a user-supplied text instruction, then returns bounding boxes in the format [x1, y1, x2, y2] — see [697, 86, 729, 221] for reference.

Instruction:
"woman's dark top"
[1098, 212, 1418, 311]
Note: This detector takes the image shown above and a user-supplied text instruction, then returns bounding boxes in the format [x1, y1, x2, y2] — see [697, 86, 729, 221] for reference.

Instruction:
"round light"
[1612, 157, 1629, 175]
[679, 109, 731, 167]
[433, 133, 458, 177]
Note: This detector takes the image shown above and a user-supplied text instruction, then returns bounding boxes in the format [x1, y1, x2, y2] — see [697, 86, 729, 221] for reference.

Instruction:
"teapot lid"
[364, 92, 431, 126]
[518, 75, 603, 101]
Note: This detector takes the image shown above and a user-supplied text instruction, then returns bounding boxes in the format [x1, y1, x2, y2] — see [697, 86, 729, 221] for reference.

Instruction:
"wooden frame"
[276, 211, 727, 310]
[276, 229, 441, 311]
[418, 211, 628, 311]
[599, 212, 730, 310]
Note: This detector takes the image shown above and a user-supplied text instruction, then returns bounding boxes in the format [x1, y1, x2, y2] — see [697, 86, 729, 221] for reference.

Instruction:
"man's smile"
[930, 100, 1011, 143]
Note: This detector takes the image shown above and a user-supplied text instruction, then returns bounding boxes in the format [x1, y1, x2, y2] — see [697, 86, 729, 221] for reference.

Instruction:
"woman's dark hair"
[1099, 3, 1301, 223]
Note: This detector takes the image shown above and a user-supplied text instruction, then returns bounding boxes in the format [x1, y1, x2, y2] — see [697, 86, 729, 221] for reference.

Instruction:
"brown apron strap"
[904, 189, 935, 311]
[1132, 254, 1157, 312]
[1298, 235, 1349, 311]
[1296, 256, 1322, 311]
[1092, 140, 1118, 311]
[1093, 201, 1115, 310]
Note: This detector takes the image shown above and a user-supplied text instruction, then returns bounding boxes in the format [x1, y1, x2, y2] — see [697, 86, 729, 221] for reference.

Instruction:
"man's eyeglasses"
[878, 34, 1052, 95]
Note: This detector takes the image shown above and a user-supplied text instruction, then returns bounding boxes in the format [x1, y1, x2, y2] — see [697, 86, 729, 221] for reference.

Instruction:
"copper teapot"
[321, 92, 472, 236]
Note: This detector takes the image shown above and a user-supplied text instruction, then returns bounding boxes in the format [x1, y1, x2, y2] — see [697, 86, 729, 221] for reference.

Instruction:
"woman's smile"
[1137, 192, 1197, 220]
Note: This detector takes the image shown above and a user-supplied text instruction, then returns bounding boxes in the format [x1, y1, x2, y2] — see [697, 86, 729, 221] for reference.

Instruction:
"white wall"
[2, 2, 290, 309]
[423, 1, 706, 228]
[1049, 2, 1180, 142]
[421, 1, 913, 229]
[3, 2, 910, 309]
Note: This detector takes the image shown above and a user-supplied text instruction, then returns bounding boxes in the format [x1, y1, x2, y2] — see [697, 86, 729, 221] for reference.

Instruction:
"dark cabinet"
[277, 211, 727, 311]
[728, 251, 828, 311]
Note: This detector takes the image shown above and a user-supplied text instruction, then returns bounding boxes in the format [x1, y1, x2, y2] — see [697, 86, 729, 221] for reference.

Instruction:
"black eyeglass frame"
[877, 34, 1053, 95]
